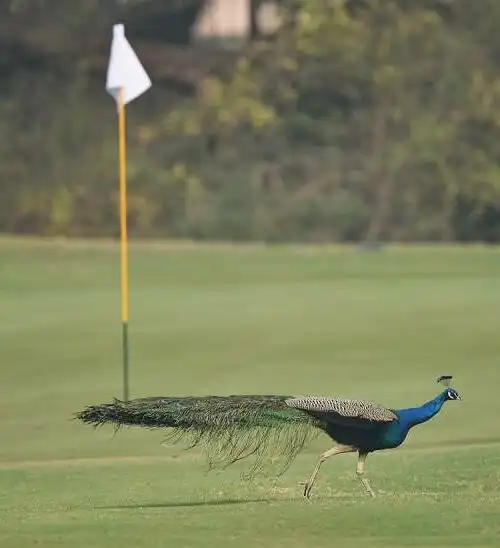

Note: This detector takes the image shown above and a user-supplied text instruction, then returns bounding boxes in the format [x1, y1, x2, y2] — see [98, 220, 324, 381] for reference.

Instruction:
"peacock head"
[437, 375, 461, 401]
[444, 387, 461, 401]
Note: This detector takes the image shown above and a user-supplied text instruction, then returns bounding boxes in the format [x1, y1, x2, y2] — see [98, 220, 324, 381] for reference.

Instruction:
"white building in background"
[194, 0, 280, 39]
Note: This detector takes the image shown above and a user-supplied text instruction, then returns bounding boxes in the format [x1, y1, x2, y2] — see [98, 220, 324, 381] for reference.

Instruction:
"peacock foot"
[299, 481, 314, 500]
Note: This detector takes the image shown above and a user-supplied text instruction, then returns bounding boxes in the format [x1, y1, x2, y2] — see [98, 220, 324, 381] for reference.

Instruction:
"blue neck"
[396, 390, 448, 429]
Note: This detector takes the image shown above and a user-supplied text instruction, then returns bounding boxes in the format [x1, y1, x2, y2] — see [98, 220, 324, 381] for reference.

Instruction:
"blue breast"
[323, 393, 447, 452]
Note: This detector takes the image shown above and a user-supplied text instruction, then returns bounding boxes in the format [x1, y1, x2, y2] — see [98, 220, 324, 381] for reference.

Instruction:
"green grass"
[1, 237, 499, 547]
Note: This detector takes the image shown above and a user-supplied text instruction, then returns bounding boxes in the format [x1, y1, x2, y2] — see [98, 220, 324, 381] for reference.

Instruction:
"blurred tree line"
[2, 0, 500, 242]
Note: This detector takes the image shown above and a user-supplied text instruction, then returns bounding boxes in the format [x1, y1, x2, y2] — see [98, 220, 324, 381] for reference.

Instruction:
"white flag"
[106, 23, 152, 105]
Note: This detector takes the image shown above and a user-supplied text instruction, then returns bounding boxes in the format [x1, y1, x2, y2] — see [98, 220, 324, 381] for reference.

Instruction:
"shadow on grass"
[98, 498, 279, 509]
[98, 494, 353, 510]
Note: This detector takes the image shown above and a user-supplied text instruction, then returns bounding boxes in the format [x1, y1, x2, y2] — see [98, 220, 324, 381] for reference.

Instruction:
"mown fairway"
[1, 238, 499, 547]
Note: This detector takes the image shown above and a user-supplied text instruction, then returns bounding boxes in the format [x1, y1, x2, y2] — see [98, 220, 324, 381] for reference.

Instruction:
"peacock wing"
[285, 396, 397, 429]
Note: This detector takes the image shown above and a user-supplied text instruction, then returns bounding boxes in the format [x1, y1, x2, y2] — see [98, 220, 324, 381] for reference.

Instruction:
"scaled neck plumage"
[395, 390, 448, 429]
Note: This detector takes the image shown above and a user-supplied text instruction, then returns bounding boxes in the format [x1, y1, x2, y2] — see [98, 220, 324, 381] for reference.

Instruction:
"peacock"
[75, 376, 460, 499]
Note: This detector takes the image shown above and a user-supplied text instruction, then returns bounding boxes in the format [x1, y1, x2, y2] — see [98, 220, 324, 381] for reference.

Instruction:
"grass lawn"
[0, 237, 499, 547]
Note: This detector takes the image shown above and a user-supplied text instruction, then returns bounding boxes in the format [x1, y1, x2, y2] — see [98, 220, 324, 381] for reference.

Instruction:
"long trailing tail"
[75, 395, 322, 476]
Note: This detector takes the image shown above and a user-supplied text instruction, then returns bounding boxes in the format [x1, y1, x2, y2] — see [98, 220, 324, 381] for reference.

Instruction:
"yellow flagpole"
[118, 87, 130, 401]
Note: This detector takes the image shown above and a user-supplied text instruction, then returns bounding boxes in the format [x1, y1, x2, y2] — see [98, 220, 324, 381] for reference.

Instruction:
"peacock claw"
[300, 481, 313, 500]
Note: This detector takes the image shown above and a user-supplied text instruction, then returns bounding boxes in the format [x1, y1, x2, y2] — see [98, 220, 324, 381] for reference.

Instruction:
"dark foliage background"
[2, 0, 500, 242]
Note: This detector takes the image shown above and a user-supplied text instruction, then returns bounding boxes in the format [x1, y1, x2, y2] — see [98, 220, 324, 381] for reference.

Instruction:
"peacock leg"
[356, 451, 375, 498]
[301, 444, 355, 500]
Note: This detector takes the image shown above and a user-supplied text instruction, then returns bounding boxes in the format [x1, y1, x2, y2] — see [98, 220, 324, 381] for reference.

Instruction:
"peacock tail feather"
[75, 395, 324, 476]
